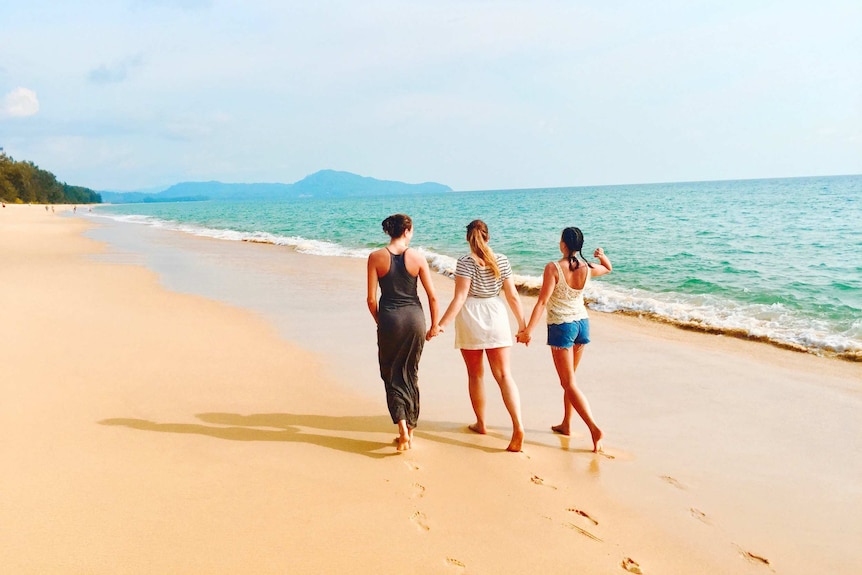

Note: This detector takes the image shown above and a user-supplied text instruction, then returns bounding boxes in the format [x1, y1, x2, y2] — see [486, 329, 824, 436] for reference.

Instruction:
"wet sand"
[2, 204, 860, 574]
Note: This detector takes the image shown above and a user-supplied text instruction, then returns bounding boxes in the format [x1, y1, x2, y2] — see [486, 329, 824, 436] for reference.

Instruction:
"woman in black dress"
[367, 214, 439, 451]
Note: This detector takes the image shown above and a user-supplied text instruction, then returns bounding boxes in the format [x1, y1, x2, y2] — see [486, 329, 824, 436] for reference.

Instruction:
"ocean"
[93, 174, 862, 360]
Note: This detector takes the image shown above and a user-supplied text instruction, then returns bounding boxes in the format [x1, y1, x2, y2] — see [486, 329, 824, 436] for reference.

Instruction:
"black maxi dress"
[377, 249, 426, 429]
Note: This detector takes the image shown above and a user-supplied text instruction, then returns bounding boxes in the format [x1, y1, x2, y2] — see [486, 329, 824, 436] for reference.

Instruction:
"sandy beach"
[2, 204, 860, 574]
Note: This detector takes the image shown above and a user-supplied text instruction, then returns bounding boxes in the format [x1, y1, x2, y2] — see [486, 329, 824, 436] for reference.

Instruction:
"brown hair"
[466, 219, 500, 278]
[561, 226, 593, 271]
[381, 214, 412, 238]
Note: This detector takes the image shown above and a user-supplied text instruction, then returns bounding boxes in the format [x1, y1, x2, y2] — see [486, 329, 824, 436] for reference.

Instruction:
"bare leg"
[486, 347, 525, 452]
[396, 419, 411, 451]
[551, 345, 603, 452]
[460, 349, 487, 434]
[552, 395, 574, 435]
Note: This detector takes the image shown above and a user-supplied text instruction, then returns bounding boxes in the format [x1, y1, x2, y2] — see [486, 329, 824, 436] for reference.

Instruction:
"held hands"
[516, 328, 532, 346]
[426, 324, 443, 341]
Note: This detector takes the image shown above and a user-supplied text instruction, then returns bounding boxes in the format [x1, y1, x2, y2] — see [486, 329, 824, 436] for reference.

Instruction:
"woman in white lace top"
[519, 227, 612, 453]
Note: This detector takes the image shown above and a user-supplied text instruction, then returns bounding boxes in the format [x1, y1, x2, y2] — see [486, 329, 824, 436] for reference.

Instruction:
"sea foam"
[92, 209, 862, 361]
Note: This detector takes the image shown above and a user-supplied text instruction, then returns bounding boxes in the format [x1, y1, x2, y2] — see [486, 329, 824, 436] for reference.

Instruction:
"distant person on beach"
[518, 227, 612, 453]
[427, 220, 527, 452]
[367, 214, 439, 452]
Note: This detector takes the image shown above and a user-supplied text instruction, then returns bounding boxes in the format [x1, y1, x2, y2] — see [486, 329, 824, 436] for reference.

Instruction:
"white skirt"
[454, 296, 513, 350]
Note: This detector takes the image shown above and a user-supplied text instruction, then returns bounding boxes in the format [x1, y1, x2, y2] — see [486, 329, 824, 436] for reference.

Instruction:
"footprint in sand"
[563, 522, 603, 542]
[737, 547, 772, 569]
[411, 511, 430, 532]
[412, 482, 426, 499]
[530, 474, 558, 490]
[690, 507, 711, 525]
[567, 508, 599, 526]
[621, 557, 643, 574]
[445, 557, 466, 571]
[403, 460, 420, 471]
[660, 475, 685, 490]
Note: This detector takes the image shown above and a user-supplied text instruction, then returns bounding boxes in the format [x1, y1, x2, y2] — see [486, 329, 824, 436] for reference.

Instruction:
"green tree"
[0, 149, 101, 204]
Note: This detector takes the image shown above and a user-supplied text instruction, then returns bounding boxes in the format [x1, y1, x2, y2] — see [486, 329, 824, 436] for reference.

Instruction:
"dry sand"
[2, 204, 860, 574]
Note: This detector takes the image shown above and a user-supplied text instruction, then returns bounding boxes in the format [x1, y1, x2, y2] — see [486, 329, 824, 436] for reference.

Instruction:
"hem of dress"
[455, 342, 514, 350]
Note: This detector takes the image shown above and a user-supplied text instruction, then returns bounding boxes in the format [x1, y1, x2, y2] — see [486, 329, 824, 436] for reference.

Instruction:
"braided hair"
[561, 227, 593, 271]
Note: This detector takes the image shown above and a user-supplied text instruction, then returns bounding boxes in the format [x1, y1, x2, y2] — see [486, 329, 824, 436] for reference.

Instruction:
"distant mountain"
[292, 170, 451, 196]
[100, 170, 452, 203]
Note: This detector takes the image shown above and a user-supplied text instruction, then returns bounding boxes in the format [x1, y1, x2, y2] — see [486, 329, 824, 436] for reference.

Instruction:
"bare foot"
[468, 422, 487, 434]
[506, 429, 525, 452]
[551, 423, 570, 436]
[591, 428, 604, 453]
[408, 428, 414, 448]
[396, 435, 411, 452]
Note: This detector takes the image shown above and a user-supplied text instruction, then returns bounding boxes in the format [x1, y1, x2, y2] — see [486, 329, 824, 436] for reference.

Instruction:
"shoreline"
[4, 204, 861, 574]
[91, 207, 862, 362]
[247, 233, 862, 363]
[600, 307, 862, 363]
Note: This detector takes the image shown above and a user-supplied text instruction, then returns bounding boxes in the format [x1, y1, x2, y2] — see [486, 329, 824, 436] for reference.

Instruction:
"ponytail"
[466, 220, 500, 278]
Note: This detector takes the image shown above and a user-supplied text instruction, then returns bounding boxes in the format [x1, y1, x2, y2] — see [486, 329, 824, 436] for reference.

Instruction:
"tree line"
[0, 149, 101, 204]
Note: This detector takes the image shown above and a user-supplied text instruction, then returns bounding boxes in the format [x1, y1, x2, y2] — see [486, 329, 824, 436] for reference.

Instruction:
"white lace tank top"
[546, 261, 590, 325]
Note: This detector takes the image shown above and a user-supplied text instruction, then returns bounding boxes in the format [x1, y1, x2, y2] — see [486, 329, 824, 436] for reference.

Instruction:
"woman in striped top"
[428, 220, 527, 452]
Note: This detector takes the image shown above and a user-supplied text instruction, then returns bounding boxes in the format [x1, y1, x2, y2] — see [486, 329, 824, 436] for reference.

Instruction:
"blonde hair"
[466, 220, 500, 278]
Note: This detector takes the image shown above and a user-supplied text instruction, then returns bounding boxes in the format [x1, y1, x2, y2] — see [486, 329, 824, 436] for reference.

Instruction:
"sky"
[1, 1, 860, 192]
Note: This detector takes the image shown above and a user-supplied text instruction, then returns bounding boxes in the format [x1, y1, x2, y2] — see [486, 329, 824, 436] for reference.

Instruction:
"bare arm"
[520, 262, 558, 344]
[416, 258, 439, 328]
[590, 247, 612, 277]
[501, 277, 526, 332]
[430, 275, 471, 339]
[366, 253, 380, 324]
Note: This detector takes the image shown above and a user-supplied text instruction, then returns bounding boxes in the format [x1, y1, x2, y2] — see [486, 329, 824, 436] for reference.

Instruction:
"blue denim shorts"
[547, 319, 590, 348]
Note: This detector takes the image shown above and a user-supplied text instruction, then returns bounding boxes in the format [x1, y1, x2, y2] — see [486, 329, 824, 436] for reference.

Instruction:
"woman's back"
[455, 253, 512, 298]
[546, 260, 589, 324]
[379, 249, 421, 309]
[556, 259, 590, 290]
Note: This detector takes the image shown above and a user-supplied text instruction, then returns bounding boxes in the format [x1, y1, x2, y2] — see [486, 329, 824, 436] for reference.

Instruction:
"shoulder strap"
[552, 260, 564, 280]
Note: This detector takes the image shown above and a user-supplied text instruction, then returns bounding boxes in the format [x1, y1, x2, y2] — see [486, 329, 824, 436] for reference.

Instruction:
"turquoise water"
[94, 175, 862, 359]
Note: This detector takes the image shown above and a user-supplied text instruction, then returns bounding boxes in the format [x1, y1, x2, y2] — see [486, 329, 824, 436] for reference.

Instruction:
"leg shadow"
[99, 414, 397, 459]
[100, 412, 505, 456]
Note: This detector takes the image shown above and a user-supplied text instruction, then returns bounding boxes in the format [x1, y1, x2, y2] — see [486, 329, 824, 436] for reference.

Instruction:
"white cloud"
[2, 1, 861, 189]
[1, 87, 40, 118]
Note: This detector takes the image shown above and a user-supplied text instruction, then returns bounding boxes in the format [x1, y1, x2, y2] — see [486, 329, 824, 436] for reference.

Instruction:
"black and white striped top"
[454, 253, 513, 298]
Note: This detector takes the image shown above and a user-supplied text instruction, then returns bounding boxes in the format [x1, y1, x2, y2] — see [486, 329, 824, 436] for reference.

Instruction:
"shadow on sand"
[99, 412, 502, 459]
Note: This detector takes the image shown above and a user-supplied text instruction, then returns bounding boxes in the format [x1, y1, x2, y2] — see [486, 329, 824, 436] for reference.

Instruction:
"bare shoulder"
[406, 248, 428, 266]
[368, 248, 389, 269]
